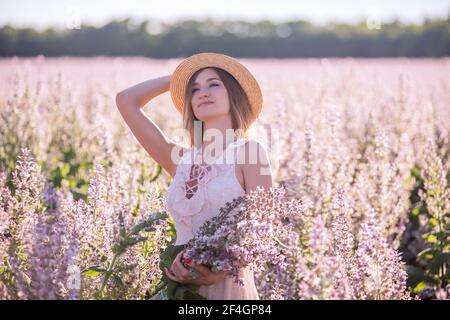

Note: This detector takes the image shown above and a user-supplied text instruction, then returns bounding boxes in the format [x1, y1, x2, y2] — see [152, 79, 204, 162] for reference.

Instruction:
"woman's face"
[190, 68, 230, 122]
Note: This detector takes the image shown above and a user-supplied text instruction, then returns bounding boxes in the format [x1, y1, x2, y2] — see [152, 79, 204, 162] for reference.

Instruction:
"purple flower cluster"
[1, 150, 77, 299]
[0, 148, 170, 299]
[183, 186, 291, 286]
[254, 185, 412, 300]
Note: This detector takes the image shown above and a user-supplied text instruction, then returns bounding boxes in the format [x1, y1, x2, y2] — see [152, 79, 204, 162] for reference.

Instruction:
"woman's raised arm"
[115, 75, 186, 178]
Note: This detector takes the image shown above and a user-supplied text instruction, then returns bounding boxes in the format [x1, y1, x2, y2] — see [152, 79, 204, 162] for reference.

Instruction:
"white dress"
[165, 137, 260, 300]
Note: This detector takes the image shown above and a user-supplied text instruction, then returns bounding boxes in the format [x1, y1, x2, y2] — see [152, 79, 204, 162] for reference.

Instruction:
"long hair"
[182, 67, 257, 148]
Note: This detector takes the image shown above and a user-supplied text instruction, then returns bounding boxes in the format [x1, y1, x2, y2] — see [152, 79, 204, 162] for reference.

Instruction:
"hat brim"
[169, 52, 263, 119]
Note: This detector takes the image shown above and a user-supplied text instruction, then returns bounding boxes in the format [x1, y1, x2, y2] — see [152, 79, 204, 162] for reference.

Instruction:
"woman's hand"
[163, 250, 229, 286]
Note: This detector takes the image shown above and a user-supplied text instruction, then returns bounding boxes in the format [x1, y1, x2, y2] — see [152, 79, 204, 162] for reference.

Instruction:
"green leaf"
[159, 244, 185, 271]
[82, 266, 107, 276]
[61, 163, 70, 176]
[429, 218, 438, 227]
[150, 286, 168, 300]
[406, 265, 432, 287]
[150, 164, 162, 182]
[119, 228, 127, 238]
[425, 234, 437, 243]
[112, 274, 124, 288]
[172, 282, 206, 300]
[113, 263, 138, 273]
[417, 248, 433, 261]
[411, 167, 421, 179]
[143, 239, 152, 259]
[429, 252, 450, 273]
[112, 243, 126, 255]
[412, 281, 428, 294]
[436, 231, 448, 242]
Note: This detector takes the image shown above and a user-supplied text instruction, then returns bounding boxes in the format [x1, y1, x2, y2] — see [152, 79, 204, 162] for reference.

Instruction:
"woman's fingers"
[166, 251, 217, 285]
[165, 265, 203, 285]
[173, 261, 190, 280]
[171, 259, 181, 277]
[164, 267, 181, 282]
[172, 250, 191, 280]
[189, 262, 212, 276]
[175, 249, 184, 262]
[188, 263, 230, 285]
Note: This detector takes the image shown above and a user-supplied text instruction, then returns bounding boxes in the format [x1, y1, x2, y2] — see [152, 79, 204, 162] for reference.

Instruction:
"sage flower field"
[0, 56, 449, 300]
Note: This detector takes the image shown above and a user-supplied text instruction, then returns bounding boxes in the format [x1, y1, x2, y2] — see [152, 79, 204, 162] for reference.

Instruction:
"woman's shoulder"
[236, 138, 273, 190]
[236, 138, 269, 154]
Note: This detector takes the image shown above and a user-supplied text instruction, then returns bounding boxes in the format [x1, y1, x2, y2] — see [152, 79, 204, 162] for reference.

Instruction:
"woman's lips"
[199, 102, 214, 107]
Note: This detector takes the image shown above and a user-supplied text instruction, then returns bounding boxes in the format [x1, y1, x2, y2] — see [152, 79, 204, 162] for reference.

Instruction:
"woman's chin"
[196, 112, 224, 121]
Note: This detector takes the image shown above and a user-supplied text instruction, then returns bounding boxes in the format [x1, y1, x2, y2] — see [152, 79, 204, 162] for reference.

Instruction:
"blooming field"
[0, 56, 449, 299]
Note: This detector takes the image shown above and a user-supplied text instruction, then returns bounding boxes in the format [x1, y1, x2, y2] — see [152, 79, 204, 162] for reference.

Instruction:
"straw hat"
[169, 52, 263, 119]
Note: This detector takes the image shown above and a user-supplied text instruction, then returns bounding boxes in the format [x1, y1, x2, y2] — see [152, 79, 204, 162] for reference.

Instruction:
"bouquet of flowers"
[183, 186, 288, 285]
[154, 186, 294, 300]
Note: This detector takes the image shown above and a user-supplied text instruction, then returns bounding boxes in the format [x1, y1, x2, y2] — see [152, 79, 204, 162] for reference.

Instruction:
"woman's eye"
[192, 83, 219, 93]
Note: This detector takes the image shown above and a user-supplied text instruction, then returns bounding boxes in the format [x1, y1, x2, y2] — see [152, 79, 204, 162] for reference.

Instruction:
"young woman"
[115, 52, 272, 299]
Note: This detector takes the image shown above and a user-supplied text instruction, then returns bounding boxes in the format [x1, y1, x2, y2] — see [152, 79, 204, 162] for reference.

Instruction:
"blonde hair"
[182, 67, 257, 148]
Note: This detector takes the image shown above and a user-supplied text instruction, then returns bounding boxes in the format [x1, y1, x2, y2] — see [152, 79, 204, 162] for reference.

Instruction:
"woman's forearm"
[116, 75, 171, 109]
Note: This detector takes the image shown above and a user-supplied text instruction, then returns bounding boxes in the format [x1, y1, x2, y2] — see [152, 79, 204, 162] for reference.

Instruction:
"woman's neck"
[197, 116, 239, 151]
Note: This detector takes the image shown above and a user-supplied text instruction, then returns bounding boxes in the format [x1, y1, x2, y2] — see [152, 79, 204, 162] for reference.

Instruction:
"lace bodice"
[166, 137, 248, 245]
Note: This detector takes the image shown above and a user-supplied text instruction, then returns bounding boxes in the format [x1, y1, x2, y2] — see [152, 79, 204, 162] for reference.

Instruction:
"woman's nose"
[199, 89, 210, 97]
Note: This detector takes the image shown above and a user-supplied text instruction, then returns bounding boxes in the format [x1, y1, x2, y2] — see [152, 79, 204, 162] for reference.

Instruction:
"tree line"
[0, 16, 449, 57]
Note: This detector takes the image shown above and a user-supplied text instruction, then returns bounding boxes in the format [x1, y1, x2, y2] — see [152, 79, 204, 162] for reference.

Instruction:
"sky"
[1, 0, 449, 30]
